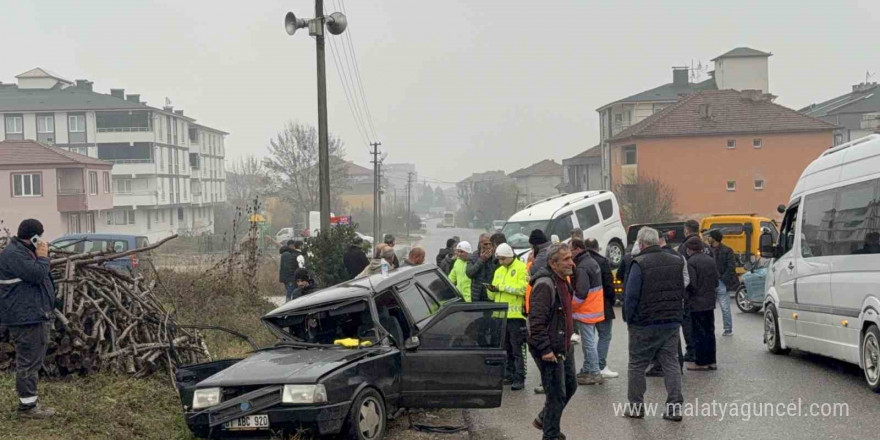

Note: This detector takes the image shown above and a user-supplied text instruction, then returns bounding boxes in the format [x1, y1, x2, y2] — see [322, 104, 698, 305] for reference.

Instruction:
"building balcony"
[111, 160, 157, 176]
[114, 191, 159, 208]
[95, 130, 155, 144]
[57, 190, 87, 213]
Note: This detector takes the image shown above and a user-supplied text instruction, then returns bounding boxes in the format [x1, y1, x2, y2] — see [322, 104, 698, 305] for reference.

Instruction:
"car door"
[796, 188, 837, 354]
[400, 302, 507, 409]
[773, 202, 800, 340]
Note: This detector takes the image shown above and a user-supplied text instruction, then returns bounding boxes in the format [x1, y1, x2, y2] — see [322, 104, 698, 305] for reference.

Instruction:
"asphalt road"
[414, 218, 488, 266]
[414, 221, 880, 440]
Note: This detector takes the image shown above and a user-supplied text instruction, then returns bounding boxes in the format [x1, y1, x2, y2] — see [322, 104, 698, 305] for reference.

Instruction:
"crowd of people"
[274, 220, 736, 439]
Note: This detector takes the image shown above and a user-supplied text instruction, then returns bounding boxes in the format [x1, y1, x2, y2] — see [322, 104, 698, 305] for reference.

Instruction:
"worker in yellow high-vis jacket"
[489, 243, 529, 390]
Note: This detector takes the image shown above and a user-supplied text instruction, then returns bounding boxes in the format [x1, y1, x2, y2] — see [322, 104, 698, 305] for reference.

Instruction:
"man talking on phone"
[0, 219, 57, 418]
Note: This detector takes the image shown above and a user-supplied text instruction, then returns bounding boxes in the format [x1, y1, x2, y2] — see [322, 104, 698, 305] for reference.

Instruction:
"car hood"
[197, 347, 377, 387]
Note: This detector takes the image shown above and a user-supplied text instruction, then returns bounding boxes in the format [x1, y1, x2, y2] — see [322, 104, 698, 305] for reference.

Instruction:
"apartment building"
[0, 68, 227, 242]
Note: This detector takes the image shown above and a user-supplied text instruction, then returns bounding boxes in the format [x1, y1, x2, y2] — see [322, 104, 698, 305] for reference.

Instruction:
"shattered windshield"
[263, 299, 380, 347]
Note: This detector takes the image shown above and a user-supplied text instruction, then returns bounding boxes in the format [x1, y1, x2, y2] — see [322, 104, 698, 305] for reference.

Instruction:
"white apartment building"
[0, 68, 227, 242]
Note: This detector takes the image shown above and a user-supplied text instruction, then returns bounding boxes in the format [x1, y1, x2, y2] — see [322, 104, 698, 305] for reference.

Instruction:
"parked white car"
[275, 227, 296, 244]
[502, 191, 627, 266]
[760, 134, 880, 391]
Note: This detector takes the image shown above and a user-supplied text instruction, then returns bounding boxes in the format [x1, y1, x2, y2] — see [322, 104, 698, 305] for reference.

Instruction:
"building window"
[727, 139, 736, 149]
[85, 213, 95, 233]
[623, 146, 637, 165]
[36, 114, 55, 144]
[103, 172, 111, 193]
[116, 179, 132, 194]
[753, 138, 763, 149]
[68, 114, 87, 143]
[160, 210, 165, 222]
[178, 208, 184, 221]
[69, 214, 81, 234]
[834, 133, 844, 146]
[89, 171, 98, 195]
[726, 180, 736, 192]
[12, 173, 42, 197]
[754, 179, 765, 190]
[5, 114, 23, 140]
[70, 147, 88, 156]
[614, 113, 623, 123]
[108, 210, 136, 226]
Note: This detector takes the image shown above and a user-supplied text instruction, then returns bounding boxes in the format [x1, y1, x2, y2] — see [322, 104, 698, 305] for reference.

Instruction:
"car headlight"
[192, 387, 221, 410]
[282, 384, 327, 404]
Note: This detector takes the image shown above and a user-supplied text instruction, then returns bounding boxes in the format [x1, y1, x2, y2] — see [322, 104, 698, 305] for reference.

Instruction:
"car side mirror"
[759, 232, 776, 259]
[404, 336, 420, 351]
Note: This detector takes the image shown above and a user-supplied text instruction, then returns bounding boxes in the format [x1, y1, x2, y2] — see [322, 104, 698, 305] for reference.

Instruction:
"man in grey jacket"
[0, 219, 57, 418]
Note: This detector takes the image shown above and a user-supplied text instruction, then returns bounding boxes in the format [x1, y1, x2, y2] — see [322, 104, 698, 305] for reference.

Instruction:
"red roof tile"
[610, 90, 838, 142]
[0, 140, 112, 167]
[509, 159, 563, 178]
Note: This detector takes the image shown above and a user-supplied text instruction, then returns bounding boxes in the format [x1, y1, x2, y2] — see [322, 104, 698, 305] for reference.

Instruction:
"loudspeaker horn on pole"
[326, 12, 347, 35]
[285, 12, 308, 36]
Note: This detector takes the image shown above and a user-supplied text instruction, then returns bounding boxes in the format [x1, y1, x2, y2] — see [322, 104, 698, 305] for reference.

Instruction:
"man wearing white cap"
[448, 241, 473, 301]
[489, 243, 529, 390]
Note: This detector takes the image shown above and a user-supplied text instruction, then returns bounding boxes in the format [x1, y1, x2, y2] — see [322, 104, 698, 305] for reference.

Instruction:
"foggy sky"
[2, 0, 878, 185]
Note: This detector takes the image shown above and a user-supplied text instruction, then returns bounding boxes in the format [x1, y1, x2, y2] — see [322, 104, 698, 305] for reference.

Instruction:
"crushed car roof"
[263, 265, 440, 317]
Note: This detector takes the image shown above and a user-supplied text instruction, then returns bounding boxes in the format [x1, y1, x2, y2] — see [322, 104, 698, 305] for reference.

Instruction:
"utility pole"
[406, 171, 414, 238]
[283, 3, 347, 234]
[314, 0, 331, 234]
[370, 142, 382, 245]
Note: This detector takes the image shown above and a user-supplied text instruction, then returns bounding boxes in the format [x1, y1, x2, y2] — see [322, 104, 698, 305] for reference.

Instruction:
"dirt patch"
[385, 409, 469, 440]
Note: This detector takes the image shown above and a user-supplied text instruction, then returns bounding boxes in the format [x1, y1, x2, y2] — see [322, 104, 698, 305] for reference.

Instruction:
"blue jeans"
[596, 318, 613, 370]
[285, 282, 297, 302]
[577, 321, 600, 375]
[716, 281, 733, 333]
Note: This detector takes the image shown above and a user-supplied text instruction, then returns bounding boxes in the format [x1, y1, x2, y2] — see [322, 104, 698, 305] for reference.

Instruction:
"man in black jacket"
[709, 230, 737, 336]
[0, 219, 57, 418]
[343, 238, 369, 280]
[528, 243, 576, 440]
[623, 227, 685, 422]
[466, 233, 499, 302]
[279, 241, 297, 297]
[684, 237, 719, 370]
[436, 238, 457, 266]
[676, 219, 713, 257]
[585, 238, 618, 379]
[287, 268, 317, 302]
[529, 230, 551, 277]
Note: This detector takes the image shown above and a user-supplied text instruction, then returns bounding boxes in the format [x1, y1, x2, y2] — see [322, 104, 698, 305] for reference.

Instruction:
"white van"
[502, 191, 627, 266]
[761, 134, 880, 391]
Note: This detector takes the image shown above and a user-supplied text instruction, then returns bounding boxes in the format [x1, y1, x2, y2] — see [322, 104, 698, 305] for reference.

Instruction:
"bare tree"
[615, 176, 677, 225]
[263, 121, 350, 216]
[227, 155, 273, 208]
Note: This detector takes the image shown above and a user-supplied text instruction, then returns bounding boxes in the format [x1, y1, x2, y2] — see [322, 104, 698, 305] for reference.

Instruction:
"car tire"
[735, 286, 760, 314]
[606, 240, 624, 268]
[345, 388, 386, 440]
[861, 325, 880, 392]
[764, 303, 789, 355]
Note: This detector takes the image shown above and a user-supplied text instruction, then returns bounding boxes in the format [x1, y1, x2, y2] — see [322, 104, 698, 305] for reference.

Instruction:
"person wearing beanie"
[708, 230, 737, 336]
[287, 268, 317, 302]
[528, 229, 551, 277]
[448, 241, 473, 301]
[0, 219, 56, 418]
[490, 242, 529, 390]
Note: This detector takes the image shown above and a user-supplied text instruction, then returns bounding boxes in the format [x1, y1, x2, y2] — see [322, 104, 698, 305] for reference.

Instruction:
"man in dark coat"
[676, 219, 713, 257]
[623, 227, 685, 422]
[466, 233, 499, 302]
[287, 268, 317, 302]
[585, 238, 618, 379]
[436, 238, 457, 266]
[529, 230, 551, 277]
[343, 238, 369, 280]
[684, 237, 719, 371]
[279, 241, 297, 297]
[0, 219, 57, 418]
[528, 243, 577, 440]
[709, 230, 737, 336]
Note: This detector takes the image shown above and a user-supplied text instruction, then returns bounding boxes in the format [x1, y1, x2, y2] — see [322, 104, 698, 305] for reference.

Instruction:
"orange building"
[608, 90, 838, 219]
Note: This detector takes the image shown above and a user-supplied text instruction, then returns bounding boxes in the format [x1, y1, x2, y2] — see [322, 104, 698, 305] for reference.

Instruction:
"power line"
[339, 0, 379, 140]
[333, 1, 374, 141]
[327, 33, 371, 146]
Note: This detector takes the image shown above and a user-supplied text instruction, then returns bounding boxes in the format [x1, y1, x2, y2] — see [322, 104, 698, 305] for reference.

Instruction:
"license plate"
[222, 414, 270, 431]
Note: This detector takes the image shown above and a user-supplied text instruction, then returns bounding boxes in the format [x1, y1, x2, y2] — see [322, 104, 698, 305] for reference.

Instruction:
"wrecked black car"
[176, 265, 508, 440]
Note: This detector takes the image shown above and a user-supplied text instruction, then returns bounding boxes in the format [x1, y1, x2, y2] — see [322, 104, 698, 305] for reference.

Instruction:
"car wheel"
[735, 286, 760, 313]
[764, 303, 789, 355]
[346, 388, 386, 440]
[861, 325, 880, 392]
[606, 240, 624, 267]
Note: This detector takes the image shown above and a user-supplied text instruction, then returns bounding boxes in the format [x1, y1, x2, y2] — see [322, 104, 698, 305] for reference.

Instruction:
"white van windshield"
[501, 221, 548, 249]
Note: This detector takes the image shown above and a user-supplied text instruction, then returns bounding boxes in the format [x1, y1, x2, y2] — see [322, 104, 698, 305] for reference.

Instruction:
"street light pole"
[315, 0, 331, 234]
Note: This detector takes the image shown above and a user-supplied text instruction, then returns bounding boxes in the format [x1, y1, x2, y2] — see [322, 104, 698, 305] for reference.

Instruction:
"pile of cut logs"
[0, 234, 210, 382]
